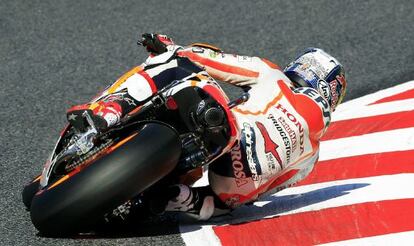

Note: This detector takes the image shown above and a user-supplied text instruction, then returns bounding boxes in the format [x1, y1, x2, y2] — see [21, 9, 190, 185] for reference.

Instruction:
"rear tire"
[30, 123, 181, 236]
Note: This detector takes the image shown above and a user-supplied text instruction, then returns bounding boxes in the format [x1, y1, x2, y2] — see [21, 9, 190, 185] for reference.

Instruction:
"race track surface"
[0, 0, 413, 245]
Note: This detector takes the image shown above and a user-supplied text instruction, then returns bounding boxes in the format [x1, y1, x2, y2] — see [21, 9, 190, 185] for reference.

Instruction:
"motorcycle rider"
[67, 33, 347, 220]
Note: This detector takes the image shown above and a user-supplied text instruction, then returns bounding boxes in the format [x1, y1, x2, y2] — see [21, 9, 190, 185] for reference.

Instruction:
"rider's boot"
[163, 184, 216, 220]
[66, 100, 122, 132]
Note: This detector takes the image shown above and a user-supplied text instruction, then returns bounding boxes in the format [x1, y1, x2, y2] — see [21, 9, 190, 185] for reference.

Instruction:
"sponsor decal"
[197, 100, 206, 114]
[329, 74, 346, 109]
[265, 152, 277, 171]
[299, 64, 317, 82]
[103, 91, 137, 106]
[238, 55, 252, 62]
[274, 103, 305, 155]
[209, 50, 219, 58]
[67, 113, 77, 121]
[295, 87, 331, 126]
[224, 196, 240, 208]
[191, 47, 204, 53]
[124, 97, 137, 107]
[241, 122, 261, 181]
[230, 143, 249, 187]
[317, 79, 331, 103]
[103, 93, 124, 103]
[266, 116, 292, 165]
[278, 116, 298, 153]
[330, 79, 339, 107]
[256, 121, 283, 169]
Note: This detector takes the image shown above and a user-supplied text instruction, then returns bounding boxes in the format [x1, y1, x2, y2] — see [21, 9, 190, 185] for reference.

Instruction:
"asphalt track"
[0, 0, 413, 245]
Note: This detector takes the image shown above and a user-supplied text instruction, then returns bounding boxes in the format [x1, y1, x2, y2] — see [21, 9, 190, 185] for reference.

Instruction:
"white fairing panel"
[117, 73, 154, 102]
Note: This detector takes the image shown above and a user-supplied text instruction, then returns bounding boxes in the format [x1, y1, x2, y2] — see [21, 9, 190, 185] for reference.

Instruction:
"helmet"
[284, 48, 347, 111]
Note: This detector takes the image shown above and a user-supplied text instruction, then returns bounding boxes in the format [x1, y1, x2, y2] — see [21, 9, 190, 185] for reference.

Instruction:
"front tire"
[22, 176, 40, 210]
[30, 123, 181, 236]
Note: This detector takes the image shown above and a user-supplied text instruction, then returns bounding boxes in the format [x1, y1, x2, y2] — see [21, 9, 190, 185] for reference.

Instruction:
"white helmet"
[284, 48, 347, 110]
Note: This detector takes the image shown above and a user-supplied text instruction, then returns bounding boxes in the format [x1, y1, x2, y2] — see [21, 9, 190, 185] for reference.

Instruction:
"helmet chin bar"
[285, 72, 309, 88]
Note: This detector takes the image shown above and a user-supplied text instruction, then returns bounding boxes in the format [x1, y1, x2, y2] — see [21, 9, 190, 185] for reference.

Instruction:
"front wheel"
[22, 175, 41, 210]
[30, 123, 181, 236]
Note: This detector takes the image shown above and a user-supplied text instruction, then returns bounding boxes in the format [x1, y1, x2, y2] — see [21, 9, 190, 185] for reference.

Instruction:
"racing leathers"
[168, 44, 331, 218]
[67, 39, 331, 220]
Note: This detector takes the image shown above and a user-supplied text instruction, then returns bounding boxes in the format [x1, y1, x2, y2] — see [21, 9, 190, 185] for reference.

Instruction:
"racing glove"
[139, 33, 174, 55]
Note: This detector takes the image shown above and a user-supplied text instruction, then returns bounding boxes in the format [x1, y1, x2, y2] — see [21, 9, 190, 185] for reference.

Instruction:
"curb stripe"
[229, 174, 414, 222]
[319, 127, 414, 161]
[319, 231, 414, 245]
[213, 198, 414, 246]
[369, 88, 414, 105]
[333, 80, 414, 113]
[298, 150, 414, 186]
[331, 98, 414, 122]
[182, 175, 414, 246]
[323, 110, 414, 140]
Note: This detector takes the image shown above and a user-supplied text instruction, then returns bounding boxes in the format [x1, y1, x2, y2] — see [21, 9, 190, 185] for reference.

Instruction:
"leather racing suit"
[175, 45, 331, 209]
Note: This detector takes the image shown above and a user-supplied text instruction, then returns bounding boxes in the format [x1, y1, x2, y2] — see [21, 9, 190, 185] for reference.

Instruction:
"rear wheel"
[30, 123, 181, 236]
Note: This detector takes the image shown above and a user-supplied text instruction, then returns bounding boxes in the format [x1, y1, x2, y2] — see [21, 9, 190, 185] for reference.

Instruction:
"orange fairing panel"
[107, 66, 143, 94]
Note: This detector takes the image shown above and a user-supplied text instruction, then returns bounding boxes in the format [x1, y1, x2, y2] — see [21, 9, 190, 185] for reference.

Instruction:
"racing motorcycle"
[22, 49, 249, 236]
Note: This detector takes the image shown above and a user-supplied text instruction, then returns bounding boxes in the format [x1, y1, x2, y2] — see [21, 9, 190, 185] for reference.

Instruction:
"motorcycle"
[22, 49, 249, 236]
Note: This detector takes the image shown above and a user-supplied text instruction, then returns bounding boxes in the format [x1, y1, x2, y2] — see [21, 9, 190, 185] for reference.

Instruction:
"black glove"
[139, 33, 174, 55]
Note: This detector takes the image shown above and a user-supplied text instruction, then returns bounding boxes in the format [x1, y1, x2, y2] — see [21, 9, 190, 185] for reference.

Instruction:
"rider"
[67, 33, 347, 220]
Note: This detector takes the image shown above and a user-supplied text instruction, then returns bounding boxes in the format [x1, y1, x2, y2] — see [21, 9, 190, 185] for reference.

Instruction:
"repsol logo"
[295, 87, 331, 126]
[275, 104, 305, 155]
[230, 143, 248, 187]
